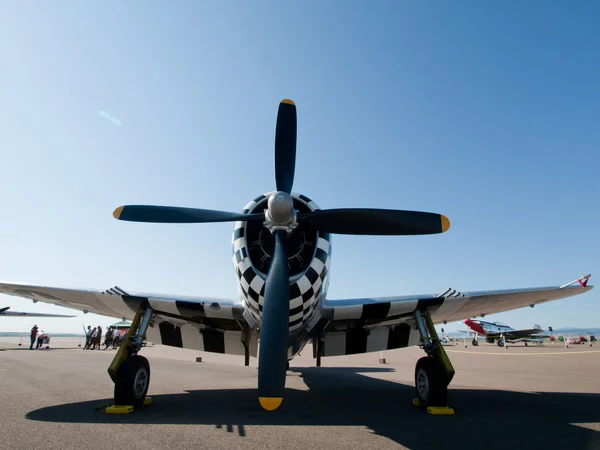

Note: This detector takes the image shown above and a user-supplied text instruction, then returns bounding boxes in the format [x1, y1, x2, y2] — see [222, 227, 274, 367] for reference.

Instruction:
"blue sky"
[0, 2, 598, 334]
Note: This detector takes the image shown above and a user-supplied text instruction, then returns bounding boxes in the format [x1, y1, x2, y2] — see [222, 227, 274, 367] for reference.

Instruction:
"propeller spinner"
[112, 98, 451, 411]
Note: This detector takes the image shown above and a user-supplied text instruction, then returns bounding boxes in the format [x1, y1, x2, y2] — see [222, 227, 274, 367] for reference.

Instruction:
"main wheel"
[497, 339, 505, 347]
[414, 356, 448, 407]
[472, 339, 479, 346]
[114, 355, 150, 407]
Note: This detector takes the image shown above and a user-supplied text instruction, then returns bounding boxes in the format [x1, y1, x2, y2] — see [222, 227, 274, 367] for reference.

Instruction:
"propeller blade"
[299, 208, 450, 236]
[257, 229, 290, 411]
[0, 306, 10, 313]
[274, 99, 297, 194]
[113, 205, 264, 224]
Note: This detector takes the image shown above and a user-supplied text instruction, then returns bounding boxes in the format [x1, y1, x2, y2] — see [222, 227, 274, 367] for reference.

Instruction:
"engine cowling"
[231, 192, 332, 332]
[243, 193, 320, 278]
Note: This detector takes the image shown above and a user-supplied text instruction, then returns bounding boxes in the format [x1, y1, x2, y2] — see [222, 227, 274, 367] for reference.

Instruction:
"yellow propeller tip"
[113, 206, 124, 220]
[441, 215, 450, 232]
[259, 397, 283, 411]
[281, 99, 295, 105]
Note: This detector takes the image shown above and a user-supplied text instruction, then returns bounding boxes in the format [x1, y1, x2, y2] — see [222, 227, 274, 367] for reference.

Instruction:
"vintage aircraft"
[0, 306, 75, 318]
[0, 100, 593, 412]
[463, 319, 550, 347]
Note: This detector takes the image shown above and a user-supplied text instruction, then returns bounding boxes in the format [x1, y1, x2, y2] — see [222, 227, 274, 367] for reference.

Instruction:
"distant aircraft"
[0, 306, 75, 318]
[0, 100, 593, 413]
[463, 318, 550, 347]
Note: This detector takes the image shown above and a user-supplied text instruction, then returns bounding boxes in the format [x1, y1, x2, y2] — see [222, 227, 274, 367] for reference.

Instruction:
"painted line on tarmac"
[447, 349, 600, 356]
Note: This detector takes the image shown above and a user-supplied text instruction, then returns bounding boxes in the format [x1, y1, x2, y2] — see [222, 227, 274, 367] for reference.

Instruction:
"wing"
[317, 275, 593, 357]
[0, 310, 76, 318]
[487, 328, 548, 339]
[0, 281, 256, 357]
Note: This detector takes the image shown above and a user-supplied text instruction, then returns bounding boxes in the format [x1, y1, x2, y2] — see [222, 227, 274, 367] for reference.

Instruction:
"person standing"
[104, 327, 113, 349]
[88, 327, 97, 350]
[95, 326, 103, 350]
[112, 329, 121, 349]
[84, 325, 92, 349]
[30, 325, 39, 350]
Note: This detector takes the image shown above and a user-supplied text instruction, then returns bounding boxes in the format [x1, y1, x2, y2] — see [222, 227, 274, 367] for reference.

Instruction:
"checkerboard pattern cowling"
[232, 192, 332, 331]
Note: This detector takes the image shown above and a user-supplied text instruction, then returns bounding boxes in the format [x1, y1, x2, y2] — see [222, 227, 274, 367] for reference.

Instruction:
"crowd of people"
[27, 324, 128, 350]
[83, 325, 126, 350]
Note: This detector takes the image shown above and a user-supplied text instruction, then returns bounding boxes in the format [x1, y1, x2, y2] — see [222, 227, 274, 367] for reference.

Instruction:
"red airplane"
[462, 319, 551, 347]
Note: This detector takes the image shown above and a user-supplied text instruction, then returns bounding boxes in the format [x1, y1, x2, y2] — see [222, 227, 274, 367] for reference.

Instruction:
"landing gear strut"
[108, 303, 154, 407]
[497, 335, 506, 347]
[412, 308, 455, 414]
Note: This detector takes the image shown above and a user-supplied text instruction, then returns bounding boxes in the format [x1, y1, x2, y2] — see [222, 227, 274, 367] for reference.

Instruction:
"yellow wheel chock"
[100, 397, 152, 414]
[412, 398, 455, 415]
[105, 405, 134, 415]
[427, 406, 455, 415]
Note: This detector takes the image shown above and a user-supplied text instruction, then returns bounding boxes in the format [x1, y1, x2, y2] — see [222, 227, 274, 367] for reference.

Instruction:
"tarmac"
[0, 337, 599, 450]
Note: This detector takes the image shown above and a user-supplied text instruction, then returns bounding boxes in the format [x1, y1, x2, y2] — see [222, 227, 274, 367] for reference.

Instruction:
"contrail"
[98, 110, 122, 126]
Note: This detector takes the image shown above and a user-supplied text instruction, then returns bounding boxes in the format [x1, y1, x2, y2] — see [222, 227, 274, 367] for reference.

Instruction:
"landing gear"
[107, 303, 154, 408]
[415, 357, 448, 407]
[114, 355, 150, 407]
[241, 326, 251, 367]
[497, 338, 505, 347]
[471, 338, 479, 346]
[312, 330, 324, 367]
[412, 308, 455, 414]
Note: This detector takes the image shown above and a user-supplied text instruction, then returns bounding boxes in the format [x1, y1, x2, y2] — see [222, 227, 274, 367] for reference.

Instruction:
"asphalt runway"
[0, 338, 599, 450]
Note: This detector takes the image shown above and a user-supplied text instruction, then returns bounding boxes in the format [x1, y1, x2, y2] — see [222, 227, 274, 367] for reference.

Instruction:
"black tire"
[114, 355, 150, 407]
[414, 356, 448, 407]
[472, 339, 479, 346]
[497, 339, 505, 347]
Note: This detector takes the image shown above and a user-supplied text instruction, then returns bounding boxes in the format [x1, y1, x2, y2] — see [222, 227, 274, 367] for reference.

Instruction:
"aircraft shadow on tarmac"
[26, 366, 600, 449]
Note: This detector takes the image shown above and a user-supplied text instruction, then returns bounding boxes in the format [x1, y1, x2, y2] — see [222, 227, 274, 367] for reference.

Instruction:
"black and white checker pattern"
[232, 192, 332, 332]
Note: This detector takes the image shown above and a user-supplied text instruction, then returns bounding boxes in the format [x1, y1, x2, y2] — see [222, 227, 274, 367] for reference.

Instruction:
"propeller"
[257, 229, 289, 411]
[274, 99, 297, 194]
[300, 208, 449, 235]
[112, 98, 451, 411]
[113, 205, 264, 224]
[0, 306, 10, 314]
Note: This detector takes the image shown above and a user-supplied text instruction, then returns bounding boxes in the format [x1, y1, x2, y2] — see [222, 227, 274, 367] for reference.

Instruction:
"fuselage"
[232, 192, 332, 357]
